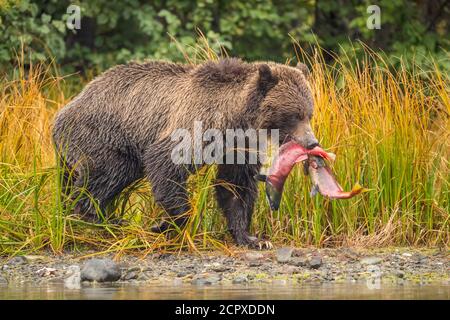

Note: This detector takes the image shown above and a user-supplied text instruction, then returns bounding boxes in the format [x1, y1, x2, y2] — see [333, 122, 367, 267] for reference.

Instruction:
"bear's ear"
[296, 62, 310, 79]
[257, 64, 278, 92]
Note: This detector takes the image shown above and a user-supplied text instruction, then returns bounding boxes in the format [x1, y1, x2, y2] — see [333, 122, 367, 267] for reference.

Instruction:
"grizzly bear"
[52, 58, 319, 248]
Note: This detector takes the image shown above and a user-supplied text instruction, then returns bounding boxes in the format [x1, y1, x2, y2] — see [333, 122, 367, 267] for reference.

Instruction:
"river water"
[0, 283, 448, 300]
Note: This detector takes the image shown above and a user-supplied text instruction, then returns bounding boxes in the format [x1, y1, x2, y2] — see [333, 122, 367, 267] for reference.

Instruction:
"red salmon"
[256, 140, 366, 210]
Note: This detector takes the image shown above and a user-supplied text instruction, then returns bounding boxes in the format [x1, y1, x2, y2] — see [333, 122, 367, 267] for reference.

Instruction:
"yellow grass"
[0, 41, 448, 257]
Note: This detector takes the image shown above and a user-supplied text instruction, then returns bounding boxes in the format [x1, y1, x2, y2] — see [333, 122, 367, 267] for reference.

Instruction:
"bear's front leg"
[215, 164, 272, 250]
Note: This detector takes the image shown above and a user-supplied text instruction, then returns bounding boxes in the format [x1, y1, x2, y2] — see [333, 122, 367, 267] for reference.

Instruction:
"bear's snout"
[291, 121, 319, 150]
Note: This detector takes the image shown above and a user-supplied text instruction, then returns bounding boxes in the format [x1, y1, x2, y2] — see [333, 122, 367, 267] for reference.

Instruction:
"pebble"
[402, 253, 412, 257]
[8, 256, 28, 266]
[80, 258, 121, 282]
[361, 256, 383, 265]
[308, 256, 322, 269]
[249, 261, 262, 267]
[276, 247, 294, 263]
[281, 265, 300, 275]
[395, 270, 405, 278]
[209, 262, 231, 272]
[191, 273, 221, 286]
[1, 249, 447, 288]
[36, 267, 57, 277]
[244, 252, 265, 267]
[411, 253, 427, 264]
[289, 257, 308, 267]
[122, 270, 139, 281]
[244, 252, 264, 262]
[232, 274, 248, 284]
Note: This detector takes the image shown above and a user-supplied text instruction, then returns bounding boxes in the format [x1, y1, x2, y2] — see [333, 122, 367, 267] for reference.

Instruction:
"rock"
[244, 252, 264, 267]
[361, 256, 383, 265]
[232, 274, 248, 284]
[308, 256, 322, 269]
[64, 265, 81, 289]
[244, 252, 264, 262]
[80, 258, 121, 282]
[123, 270, 139, 281]
[209, 262, 231, 272]
[0, 275, 7, 285]
[122, 267, 140, 281]
[8, 256, 28, 266]
[281, 265, 299, 275]
[192, 273, 221, 285]
[276, 247, 293, 263]
[402, 252, 412, 257]
[322, 270, 334, 281]
[36, 267, 57, 277]
[289, 257, 308, 267]
[249, 261, 262, 267]
[395, 270, 405, 278]
[177, 271, 190, 277]
[411, 253, 427, 264]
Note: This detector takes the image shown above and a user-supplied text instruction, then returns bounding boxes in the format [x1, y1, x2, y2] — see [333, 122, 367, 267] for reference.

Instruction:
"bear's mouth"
[283, 134, 319, 151]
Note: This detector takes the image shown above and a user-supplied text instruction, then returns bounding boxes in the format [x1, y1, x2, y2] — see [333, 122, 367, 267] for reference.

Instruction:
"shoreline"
[1, 247, 448, 288]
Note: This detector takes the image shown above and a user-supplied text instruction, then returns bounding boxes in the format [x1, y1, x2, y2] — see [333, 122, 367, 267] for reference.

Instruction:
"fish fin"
[254, 174, 267, 182]
[310, 184, 319, 197]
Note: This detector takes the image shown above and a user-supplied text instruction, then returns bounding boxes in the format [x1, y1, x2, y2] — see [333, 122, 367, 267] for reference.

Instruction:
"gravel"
[0, 248, 448, 288]
[361, 256, 383, 265]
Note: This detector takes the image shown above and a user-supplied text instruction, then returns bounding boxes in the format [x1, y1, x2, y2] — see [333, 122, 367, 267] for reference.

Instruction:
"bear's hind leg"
[215, 164, 272, 249]
[144, 145, 192, 233]
[72, 151, 143, 223]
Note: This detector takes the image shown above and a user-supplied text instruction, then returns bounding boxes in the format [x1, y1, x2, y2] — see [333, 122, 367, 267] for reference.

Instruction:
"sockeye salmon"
[256, 140, 367, 210]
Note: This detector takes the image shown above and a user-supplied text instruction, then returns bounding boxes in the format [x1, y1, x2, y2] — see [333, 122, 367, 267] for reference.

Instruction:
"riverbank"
[1, 247, 448, 289]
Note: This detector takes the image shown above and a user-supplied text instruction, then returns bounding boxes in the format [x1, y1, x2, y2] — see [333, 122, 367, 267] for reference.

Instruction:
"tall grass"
[0, 41, 448, 257]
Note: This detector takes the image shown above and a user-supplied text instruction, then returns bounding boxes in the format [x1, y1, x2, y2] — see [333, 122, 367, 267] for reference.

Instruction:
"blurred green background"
[0, 0, 449, 73]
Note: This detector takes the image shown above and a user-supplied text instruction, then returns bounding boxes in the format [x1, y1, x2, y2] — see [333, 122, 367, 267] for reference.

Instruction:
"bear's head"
[250, 62, 319, 150]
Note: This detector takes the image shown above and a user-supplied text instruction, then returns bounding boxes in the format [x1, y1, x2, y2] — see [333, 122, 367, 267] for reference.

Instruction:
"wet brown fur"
[52, 58, 313, 246]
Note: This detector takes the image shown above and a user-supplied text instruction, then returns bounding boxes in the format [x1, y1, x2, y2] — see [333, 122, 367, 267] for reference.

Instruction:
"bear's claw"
[244, 235, 273, 250]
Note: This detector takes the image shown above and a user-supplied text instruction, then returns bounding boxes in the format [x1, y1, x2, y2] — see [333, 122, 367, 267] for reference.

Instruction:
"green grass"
[0, 41, 448, 257]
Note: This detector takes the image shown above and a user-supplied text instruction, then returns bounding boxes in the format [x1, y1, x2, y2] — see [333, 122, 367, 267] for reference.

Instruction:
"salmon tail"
[350, 182, 370, 196]
[327, 152, 336, 162]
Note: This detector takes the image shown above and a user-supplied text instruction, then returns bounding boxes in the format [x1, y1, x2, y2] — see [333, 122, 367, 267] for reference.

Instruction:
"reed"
[0, 40, 448, 256]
